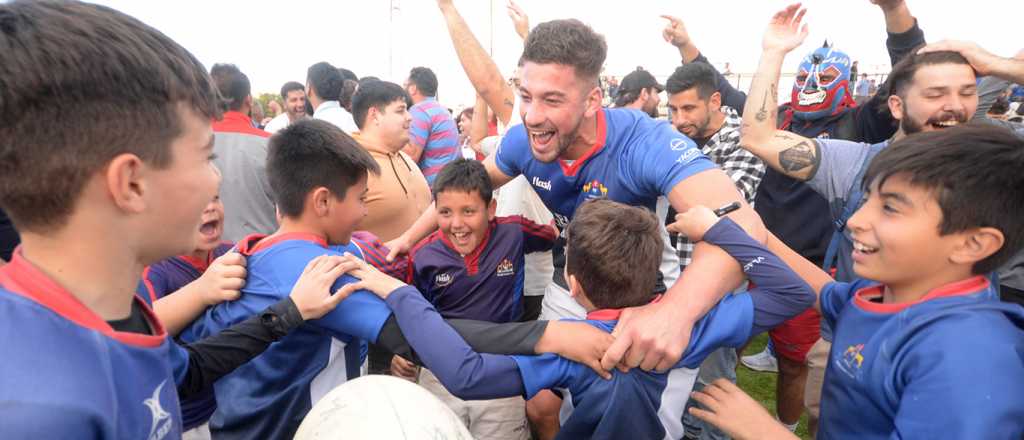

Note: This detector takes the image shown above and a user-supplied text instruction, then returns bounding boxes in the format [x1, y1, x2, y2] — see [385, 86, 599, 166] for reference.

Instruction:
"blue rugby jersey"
[818, 276, 1024, 439]
[495, 108, 716, 288]
[179, 233, 392, 440]
[0, 251, 183, 439]
[411, 216, 556, 322]
[137, 243, 233, 431]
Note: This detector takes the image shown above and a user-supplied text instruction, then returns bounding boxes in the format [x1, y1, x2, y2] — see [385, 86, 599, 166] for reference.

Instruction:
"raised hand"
[660, 15, 691, 49]
[507, 0, 529, 41]
[918, 40, 1006, 77]
[762, 3, 808, 54]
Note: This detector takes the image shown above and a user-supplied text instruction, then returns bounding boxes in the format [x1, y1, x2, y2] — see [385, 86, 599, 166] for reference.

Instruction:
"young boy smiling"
[687, 123, 1024, 440]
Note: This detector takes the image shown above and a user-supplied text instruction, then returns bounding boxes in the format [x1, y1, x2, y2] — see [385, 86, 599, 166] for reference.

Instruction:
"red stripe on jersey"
[559, 109, 607, 177]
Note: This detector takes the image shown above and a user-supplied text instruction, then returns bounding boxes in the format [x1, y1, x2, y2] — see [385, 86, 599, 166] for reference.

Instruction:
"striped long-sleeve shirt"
[409, 97, 461, 185]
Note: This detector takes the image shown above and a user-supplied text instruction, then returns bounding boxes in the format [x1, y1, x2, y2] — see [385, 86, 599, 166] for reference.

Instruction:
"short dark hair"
[307, 61, 343, 101]
[519, 19, 607, 87]
[613, 90, 641, 107]
[338, 67, 358, 83]
[432, 158, 493, 204]
[665, 63, 718, 99]
[267, 119, 380, 218]
[862, 123, 1024, 274]
[0, 0, 219, 232]
[280, 81, 305, 99]
[351, 80, 412, 130]
[408, 67, 438, 97]
[885, 50, 971, 98]
[456, 107, 474, 133]
[566, 199, 661, 309]
[339, 79, 358, 112]
[210, 63, 250, 111]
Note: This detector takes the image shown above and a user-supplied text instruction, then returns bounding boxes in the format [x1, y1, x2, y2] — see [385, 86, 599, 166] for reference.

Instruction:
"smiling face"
[518, 61, 600, 163]
[847, 174, 965, 292]
[436, 189, 495, 256]
[890, 63, 978, 135]
[374, 99, 412, 152]
[285, 89, 307, 119]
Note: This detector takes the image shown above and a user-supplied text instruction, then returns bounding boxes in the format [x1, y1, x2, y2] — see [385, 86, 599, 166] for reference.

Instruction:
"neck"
[883, 268, 975, 304]
[891, 127, 907, 142]
[563, 112, 600, 161]
[275, 217, 327, 240]
[310, 95, 324, 110]
[702, 110, 728, 139]
[18, 228, 144, 321]
[358, 130, 402, 154]
[188, 248, 210, 261]
[413, 94, 427, 104]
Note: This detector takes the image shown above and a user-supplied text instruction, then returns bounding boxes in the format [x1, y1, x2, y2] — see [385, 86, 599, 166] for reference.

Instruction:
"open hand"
[667, 205, 720, 242]
[689, 379, 799, 440]
[333, 254, 407, 299]
[290, 255, 354, 320]
[762, 3, 808, 54]
[384, 236, 412, 263]
[918, 40, 1005, 77]
[507, 0, 529, 40]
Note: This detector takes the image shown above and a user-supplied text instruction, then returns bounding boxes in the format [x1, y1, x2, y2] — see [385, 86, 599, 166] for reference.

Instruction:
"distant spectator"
[403, 67, 461, 185]
[307, 61, 358, 133]
[264, 81, 308, 134]
[854, 73, 871, 105]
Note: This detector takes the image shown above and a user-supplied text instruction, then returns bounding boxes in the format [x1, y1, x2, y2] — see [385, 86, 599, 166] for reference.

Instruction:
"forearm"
[177, 298, 303, 398]
[704, 219, 815, 334]
[470, 96, 490, 149]
[383, 286, 526, 399]
[399, 203, 440, 245]
[677, 42, 701, 64]
[991, 57, 1024, 84]
[153, 283, 209, 336]
[439, 3, 514, 125]
[880, 2, 915, 34]
[664, 243, 744, 321]
[740, 50, 819, 181]
[402, 142, 423, 163]
[764, 232, 833, 310]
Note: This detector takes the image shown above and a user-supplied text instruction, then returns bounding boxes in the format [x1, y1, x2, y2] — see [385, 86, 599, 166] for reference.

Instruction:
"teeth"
[853, 241, 877, 253]
[935, 120, 959, 127]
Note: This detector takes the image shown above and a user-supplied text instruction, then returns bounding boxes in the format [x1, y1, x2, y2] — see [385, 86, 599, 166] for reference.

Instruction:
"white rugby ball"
[294, 375, 474, 440]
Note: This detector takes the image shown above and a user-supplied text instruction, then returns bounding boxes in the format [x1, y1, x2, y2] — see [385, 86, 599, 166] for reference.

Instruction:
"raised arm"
[662, 14, 748, 112]
[436, 0, 516, 125]
[469, 95, 490, 155]
[737, 4, 821, 182]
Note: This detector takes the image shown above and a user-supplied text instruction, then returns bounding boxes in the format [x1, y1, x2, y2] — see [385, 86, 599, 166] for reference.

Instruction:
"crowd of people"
[0, 0, 1022, 439]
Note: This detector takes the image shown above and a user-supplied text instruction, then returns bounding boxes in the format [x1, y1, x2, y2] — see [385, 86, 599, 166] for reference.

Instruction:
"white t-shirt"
[313, 101, 358, 133]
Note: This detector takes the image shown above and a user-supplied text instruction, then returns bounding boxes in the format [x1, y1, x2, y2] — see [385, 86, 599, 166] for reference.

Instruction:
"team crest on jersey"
[435, 273, 454, 287]
[581, 180, 608, 199]
[496, 258, 514, 277]
[144, 380, 173, 440]
[837, 344, 865, 378]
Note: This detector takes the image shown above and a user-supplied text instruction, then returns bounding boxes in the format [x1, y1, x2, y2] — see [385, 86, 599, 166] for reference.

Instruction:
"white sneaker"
[741, 347, 779, 373]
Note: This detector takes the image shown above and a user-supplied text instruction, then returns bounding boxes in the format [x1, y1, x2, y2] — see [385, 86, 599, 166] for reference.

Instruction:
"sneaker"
[741, 347, 778, 373]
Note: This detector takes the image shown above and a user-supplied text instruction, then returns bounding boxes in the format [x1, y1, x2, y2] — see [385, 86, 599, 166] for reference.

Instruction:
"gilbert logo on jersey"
[496, 259, 515, 277]
[435, 273, 454, 287]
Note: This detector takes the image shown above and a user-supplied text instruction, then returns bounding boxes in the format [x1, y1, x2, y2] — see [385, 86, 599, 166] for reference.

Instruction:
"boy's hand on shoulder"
[689, 379, 799, 440]
[290, 255, 356, 320]
[390, 354, 419, 381]
[667, 205, 721, 242]
[535, 321, 615, 380]
[194, 252, 247, 306]
[334, 254, 407, 299]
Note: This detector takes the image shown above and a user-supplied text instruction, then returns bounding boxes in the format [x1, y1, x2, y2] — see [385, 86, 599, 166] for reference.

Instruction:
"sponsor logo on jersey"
[581, 180, 608, 199]
[435, 272, 454, 287]
[670, 138, 689, 151]
[742, 256, 765, 273]
[837, 344, 866, 378]
[676, 148, 701, 165]
[532, 176, 552, 191]
[145, 380, 173, 440]
[496, 258, 515, 277]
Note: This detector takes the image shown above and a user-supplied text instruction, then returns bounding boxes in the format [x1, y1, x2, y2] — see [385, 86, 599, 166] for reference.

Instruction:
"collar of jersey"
[237, 232, 328, 256]
[559, 109, 608, 177]
[0, 247, 168, 347]
[586, 294, 663, 320]
[853, 275, 991, 314]
[438, 219, 496, 276]
[178, 242, 232, 273]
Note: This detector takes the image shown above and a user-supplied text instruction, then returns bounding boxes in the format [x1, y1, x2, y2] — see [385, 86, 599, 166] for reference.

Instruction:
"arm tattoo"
[778, 139, 821, 178]
[755, 84, 777, 122]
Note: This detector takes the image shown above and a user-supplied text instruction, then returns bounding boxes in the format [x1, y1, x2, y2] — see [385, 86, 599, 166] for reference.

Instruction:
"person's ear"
[584, 84, 604, 118]
[310, 187, 332, 218]
[105, 153, 147, 214]
[487, 198, 497, 220]
[888, 94, 904, 121]
[949, 227, 1005, 268]
[709, 91, 722, 110]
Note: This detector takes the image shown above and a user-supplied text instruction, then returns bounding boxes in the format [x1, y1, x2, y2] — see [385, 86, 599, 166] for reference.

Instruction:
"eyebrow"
[879, 191, 914, 207]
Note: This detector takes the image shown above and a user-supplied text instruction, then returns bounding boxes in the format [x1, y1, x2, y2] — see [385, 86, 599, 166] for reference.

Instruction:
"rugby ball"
[294, 375, 474, 440]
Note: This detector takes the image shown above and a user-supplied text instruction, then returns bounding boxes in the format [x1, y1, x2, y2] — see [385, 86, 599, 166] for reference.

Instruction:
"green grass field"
[735, 333, 812, 440]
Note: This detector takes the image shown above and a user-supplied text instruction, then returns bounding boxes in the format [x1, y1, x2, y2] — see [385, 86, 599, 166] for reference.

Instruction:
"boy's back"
[819, 276, 1024, 439]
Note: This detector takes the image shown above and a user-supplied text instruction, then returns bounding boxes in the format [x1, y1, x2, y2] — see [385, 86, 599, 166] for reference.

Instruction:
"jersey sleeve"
[494, 126, 529, 178]
[510, 353, 579, 400]
[408, 106, 431, 148]
[818, 280, 861, 331]
[629, 121, 716, 198]
[678, 292, 755, 368]
[351, 231, 411, 282]
[506, 216, 557, 253]
[140, 265, 173, 302]
[807, 139, 872, 203]
[889, 310, 1024, 439]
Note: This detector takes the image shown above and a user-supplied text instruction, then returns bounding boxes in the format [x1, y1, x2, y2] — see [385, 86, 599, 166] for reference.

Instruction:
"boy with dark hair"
[0, 1, 352, 437]
[348, 198, 814, 439]
[689, 123, 1024, 439]
[396, 158, 556, 439]
[181, 119, 610, 440]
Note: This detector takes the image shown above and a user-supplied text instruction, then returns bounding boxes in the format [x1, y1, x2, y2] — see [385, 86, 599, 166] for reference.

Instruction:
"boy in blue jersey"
[180, 118, 613, 440]
[396, 158, 556, 439]
[688, 123, 1024, 440]
[341, 198, 814, 439]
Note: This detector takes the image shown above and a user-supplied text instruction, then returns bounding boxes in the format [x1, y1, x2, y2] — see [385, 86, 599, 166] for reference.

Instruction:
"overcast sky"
[95, 0, 1021, 107]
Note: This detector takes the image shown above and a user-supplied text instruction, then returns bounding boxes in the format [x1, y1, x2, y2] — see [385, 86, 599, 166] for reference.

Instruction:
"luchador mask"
[791, 44, 854, 121]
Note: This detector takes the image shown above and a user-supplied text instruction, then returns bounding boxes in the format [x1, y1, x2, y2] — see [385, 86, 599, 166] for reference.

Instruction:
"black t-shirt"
[107, 300, 152, 334]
